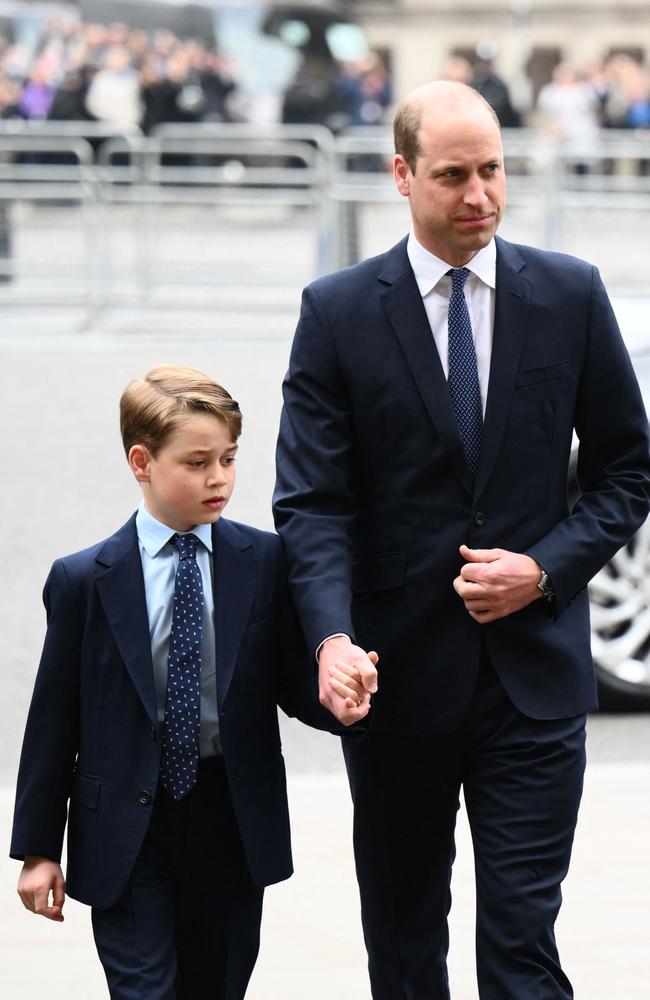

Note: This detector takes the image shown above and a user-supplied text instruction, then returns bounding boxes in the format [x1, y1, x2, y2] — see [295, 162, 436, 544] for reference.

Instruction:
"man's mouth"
[456, 214, 494, 227]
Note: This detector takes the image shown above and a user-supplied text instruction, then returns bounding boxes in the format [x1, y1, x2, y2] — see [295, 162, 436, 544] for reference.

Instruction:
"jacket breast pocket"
[70, 772, 101, 811]
[352, 552, 406, 594]
[515, 360, 570, 389]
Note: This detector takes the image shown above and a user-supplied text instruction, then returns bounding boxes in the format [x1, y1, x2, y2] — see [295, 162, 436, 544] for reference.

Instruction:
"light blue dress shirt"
[136, 502, 221, 757]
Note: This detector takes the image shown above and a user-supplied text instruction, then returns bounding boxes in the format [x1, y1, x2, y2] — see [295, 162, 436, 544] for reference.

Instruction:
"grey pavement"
[2, 752, 649, 999]
[1, 312, 650, 995]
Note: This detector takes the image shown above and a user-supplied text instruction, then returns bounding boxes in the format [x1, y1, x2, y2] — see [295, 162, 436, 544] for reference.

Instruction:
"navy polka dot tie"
[447, 267, 483, 478]
[160, 533, 203, 801]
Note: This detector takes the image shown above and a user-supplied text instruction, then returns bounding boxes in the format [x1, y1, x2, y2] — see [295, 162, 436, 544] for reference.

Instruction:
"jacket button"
[150, 726, 157, 740]
[139, 790, 152, 806]
[473, 511, 486, 526]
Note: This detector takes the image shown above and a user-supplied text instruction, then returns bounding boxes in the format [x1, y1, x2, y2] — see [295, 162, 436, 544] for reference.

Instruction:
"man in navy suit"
[274, 81, 650, 997]
[11, 364, 365, 1000]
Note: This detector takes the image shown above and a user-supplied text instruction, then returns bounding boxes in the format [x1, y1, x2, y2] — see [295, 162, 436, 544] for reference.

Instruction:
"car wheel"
[589, 517, 650, 710]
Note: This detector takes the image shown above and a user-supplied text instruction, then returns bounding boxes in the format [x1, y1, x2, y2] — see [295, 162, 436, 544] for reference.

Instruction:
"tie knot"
[174, 533, 198, 560]
[448, 267, 470, 292]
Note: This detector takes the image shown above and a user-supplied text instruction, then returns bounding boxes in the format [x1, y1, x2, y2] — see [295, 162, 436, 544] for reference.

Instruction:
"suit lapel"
[212, 519, 256, 708]
[95, 514, 158, 726]
[379, 239, 475, 495]
[475, 238, 532, 496]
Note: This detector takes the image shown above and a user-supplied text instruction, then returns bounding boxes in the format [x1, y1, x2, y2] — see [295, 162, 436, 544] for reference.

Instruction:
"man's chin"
[463, 228, 497, 254]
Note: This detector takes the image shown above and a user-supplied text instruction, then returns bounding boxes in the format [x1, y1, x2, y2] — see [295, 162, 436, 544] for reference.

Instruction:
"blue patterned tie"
[160, 533, 203, 800]
[447, 267, 483, 478]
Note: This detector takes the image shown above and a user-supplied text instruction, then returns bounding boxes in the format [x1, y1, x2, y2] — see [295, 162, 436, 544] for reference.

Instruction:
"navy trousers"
[92, 758, 263, 1000]
[342, 654, 586, 1000]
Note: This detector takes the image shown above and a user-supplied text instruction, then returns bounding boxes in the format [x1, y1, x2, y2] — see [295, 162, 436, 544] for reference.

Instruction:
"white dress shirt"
[317, 236, 497, 658]
[406, 233, 496, 414]
[136, 502, 221, 757]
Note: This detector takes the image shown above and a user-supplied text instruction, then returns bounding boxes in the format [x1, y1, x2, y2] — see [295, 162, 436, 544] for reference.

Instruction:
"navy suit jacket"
[11, 515, 333, 908]
[274, 236, 650, 732]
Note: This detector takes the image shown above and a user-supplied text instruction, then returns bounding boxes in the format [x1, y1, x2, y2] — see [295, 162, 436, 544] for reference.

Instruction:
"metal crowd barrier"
[0, 122, 648, 329]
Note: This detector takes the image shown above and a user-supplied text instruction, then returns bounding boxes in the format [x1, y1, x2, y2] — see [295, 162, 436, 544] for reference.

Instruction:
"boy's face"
[130, 413, 237, 533]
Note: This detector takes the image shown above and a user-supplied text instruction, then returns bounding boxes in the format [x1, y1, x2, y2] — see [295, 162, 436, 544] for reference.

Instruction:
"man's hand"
[17, 856, 66, 922]
[453, 545, 543, 623]
[318, 635, 378, 726]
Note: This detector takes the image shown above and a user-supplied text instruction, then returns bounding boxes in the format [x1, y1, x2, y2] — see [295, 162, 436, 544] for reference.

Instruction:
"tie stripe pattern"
[160, 532, 203, 800]
[447, 267, 483, 478]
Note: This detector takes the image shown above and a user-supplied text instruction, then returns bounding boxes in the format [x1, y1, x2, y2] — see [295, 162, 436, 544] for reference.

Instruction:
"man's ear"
[394, 154, 411, 197]
[128, 444, 152, 483]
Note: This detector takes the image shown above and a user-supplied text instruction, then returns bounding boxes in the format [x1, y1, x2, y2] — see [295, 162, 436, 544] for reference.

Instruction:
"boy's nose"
[206, 469, 226, 487]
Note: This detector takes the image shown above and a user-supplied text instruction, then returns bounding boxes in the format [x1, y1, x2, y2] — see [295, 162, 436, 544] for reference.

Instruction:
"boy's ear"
[128, 444, 152, 483]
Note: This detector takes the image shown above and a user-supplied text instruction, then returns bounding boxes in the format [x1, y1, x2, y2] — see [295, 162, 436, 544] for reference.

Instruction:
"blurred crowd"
[444, 46, 650, 136]
[0, 15, 648, 143]
[0, 17, 391, 134]
[0, 20, 239, 130]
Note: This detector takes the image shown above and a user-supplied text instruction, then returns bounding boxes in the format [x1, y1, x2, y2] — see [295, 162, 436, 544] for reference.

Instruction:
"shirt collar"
[407, 232, 496, 297]
[136, 501, 213, 556]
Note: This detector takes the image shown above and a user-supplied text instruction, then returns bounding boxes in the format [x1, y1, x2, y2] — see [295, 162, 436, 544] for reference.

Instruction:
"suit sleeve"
[273, 548, 364, 737]
[273, 284, 358, 655]
[526, 266, 650, 612]
[10, 560, 82, 863]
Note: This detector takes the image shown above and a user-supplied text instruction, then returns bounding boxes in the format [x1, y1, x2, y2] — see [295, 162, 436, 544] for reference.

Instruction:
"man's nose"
[463, 174, 490, 207]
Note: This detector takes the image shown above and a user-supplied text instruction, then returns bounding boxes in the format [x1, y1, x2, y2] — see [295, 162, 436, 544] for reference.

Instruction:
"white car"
[580, 297, 650, 709]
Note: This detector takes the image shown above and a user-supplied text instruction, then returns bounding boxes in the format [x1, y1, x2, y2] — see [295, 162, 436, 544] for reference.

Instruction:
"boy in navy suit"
[11, 364, 368, 999]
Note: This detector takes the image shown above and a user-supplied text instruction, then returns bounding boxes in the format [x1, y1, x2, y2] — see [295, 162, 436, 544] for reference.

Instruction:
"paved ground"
[1, 193, 650, 1000]
[2, 755, 649, 999]
[1, 334, 649, 998]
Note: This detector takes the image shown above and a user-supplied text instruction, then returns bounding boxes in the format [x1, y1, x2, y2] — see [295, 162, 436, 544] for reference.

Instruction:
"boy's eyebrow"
[186, 443, 239, 454]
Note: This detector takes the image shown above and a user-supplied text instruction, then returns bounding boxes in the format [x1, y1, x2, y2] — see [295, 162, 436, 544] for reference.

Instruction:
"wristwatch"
[537, 568, 555, 602]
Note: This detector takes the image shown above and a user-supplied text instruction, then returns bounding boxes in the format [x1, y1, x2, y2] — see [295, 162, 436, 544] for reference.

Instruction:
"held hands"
[453, 544, 543, 623]
[17, 856, 66, 922]
[318, 635, 378, 726]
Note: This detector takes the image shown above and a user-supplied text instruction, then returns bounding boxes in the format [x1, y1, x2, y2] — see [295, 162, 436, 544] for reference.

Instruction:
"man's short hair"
[394, 82, 501, 174]
[120, 364, 242, 457]
[394, 99, 423, 174]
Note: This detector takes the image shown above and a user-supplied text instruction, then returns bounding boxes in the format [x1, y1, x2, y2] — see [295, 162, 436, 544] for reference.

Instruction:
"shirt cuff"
[315, 633, 351, 664]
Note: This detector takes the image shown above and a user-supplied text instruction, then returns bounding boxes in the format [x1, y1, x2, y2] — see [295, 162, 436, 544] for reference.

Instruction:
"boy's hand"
[329, 659, 368, 710]
[17, 856, 66, 922]
[318, 636, 378, 726]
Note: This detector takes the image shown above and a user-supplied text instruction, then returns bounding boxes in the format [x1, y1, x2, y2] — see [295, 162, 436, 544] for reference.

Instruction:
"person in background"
[336, 52, 392, 129]
[470, 40, 521, 127]
[84, 44, 141, 127]
[536, 62, 601, 172]
[16, 58, 56, 120]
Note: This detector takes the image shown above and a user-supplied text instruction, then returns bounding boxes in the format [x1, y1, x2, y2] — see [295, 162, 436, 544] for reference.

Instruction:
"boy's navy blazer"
[11, 515, 328, 909]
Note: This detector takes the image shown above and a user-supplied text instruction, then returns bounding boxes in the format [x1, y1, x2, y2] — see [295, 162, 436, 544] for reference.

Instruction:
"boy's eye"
[188, 460, 205, 468]
[222, 457, 236, 466]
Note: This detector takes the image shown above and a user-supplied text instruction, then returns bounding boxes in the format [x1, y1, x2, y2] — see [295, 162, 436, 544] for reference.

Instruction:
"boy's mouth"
[203, 496, 225, 508]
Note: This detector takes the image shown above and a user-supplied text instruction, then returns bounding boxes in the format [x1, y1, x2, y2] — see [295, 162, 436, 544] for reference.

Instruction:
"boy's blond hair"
[120, 364, 242, 457]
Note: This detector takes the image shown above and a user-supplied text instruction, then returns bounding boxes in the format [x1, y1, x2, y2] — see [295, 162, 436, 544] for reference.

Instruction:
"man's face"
[394, 103, 505, 267]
